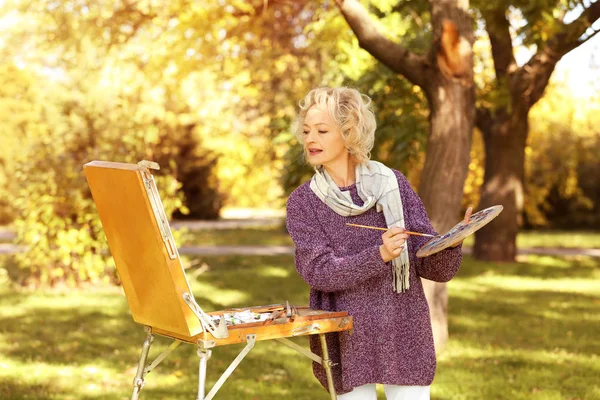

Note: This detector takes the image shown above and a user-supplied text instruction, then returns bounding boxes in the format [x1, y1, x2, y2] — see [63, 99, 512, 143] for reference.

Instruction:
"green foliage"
[279, 2, 431, 194]
[0, 64, 47, 224]
[8, 66, 187, 286]
[352, 65, 429, 179]
[525, 81, 600, 229]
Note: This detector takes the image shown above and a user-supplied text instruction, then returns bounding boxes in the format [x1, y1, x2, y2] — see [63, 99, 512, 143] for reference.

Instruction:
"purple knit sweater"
[285, 169, 462, 394]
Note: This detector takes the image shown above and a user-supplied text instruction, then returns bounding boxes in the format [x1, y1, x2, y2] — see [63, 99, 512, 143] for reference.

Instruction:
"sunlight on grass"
[191, 281, 250, 307]
[257, 265, 290, 278]
[2, 224, 598, 250]
[186, 227, 600, 250]
[438, 255, 600, 399]
[519, 254, 598, 268]
[471, 275, 600, 295]
[461, 230, 600, 249]
[0, 289, 126, 318]
[517, 230, 600, 249]
[183, 227, 292, 247]
[1, 253, 599, 399]
[436, 343, 600, 400]
[0, 357, 128, 399]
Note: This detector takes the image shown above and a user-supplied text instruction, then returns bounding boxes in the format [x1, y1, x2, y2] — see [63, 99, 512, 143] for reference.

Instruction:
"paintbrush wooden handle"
[346, 223, 387, 231]
[346, 223, 437, 238]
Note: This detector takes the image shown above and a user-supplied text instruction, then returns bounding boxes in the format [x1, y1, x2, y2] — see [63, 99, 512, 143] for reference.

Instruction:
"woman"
[285, 87, 466, 400]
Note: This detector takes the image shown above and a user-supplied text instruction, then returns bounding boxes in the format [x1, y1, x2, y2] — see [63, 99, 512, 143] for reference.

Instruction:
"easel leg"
[131, 327, 154, 400]
[319, 333, 337, 400]
[197, 348, 211, 400]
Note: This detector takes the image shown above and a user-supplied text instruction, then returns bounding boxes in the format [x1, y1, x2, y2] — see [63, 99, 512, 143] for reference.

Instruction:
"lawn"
[462, 230, 600, 249]
[183, 226, 294, 247]
[1, 252, 599, 399]
[183, 227, 600, 250]
[2, 224, 599, 249]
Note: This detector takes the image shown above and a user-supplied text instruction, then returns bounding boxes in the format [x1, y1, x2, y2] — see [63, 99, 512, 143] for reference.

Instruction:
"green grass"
[185, 227, 600, 249]
[462, 230, 600, 249]
[2, 224, 599, 249]
[1, 253, 599, 399]
[183, 226, 293, 247]
[437, 254, 600, 400]
[516, 230, 600, 249]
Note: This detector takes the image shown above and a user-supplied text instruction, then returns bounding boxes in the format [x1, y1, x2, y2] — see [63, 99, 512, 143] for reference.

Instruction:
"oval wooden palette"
[416, 205, 503, 258]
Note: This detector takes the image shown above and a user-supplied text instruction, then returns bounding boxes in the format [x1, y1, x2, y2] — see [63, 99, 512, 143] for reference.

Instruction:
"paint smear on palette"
[416, 205, 503, 258]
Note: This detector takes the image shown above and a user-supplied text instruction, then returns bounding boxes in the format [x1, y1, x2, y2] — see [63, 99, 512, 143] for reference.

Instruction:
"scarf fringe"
[392, 262, 410, 293]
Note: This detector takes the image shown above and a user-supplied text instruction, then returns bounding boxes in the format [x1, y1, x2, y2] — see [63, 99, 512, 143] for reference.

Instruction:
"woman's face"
[302, 105, 348, 167]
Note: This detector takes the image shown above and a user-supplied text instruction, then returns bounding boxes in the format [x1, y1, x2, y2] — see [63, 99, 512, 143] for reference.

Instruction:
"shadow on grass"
[456, 254, 598, 279]
[1, 253, 598, 399]
[449, 255, 600, 353]
[189, 254, 310, 309]
[0, 254, 330, 399]
[436, 255, 600, 399]
[449, 287, 600, 355]
[435, 351, 600, 400]
[0, 255, 306, 368]
[0, 306, 140, 366]
[0, 379, 61, 400]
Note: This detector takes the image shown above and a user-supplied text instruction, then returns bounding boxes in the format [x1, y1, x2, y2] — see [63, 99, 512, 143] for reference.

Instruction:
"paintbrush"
[345, 223, 438, 238]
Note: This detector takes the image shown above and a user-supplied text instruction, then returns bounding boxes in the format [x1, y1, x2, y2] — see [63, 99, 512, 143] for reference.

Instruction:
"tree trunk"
[474, 107, 529, 261]
[334, 0, 474, 355]
[415, 1, 475, 354]
[419, 84, 474, 233]
[419, 77, 473, 353]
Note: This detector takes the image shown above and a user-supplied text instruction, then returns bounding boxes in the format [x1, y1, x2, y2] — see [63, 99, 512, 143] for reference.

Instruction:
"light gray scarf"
[309, 160, 410, 293]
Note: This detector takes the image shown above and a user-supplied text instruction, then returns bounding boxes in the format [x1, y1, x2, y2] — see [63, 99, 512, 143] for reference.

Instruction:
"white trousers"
[337, 384, 430, 400]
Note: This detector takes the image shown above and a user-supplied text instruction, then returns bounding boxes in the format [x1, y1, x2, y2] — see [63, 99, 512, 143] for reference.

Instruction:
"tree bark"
[420, 73, 474, 352]
[474, 107, 528, 261]
[419, 81, 474, 234]
[418, 1, 474, 355]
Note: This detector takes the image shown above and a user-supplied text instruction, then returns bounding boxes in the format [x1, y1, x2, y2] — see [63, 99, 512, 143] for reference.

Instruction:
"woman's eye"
[318, 131, 327, 134]
[302, 131, 309, 135]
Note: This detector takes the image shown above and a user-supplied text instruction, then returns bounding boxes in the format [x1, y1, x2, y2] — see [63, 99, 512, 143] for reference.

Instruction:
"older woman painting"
[285, 87, 467, 400]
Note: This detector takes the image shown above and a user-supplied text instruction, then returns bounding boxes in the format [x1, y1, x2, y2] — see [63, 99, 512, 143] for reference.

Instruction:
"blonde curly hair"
[294, 87, 377, 165]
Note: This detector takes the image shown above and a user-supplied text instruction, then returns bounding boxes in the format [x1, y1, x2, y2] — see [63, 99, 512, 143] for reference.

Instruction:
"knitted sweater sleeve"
[395, 171, 463, 282]
[286, 189, 390, 293]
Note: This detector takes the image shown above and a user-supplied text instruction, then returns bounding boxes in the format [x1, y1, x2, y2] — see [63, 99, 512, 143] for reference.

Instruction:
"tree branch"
[481, 8, 516, 81]
[553, 0, 600, 55]
[523, 1, 600, 105]
[334, 0, 429, 89]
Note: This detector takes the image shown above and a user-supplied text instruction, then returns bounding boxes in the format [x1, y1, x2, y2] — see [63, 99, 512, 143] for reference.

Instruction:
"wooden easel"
[84, 160, 353, 400]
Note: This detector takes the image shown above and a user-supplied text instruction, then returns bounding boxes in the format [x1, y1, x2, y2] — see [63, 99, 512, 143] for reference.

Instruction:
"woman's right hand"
[379, 227, 408, 263]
